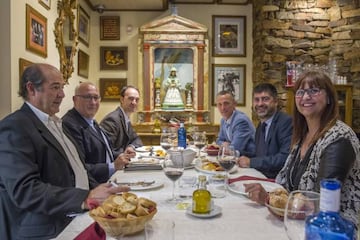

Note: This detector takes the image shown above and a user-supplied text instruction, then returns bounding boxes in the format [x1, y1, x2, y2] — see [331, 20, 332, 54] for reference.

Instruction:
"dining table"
[55, 148, 288, 240]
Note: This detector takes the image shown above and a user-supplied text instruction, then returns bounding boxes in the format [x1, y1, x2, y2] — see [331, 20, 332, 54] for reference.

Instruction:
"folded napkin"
[74, 222, 105, 240]
[228, 175, 275, 184]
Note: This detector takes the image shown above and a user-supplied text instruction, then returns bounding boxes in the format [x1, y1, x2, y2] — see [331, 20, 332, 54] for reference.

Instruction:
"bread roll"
[122, 192, 138, 205]
[134, 204, 149, 216]
[138, 197, 157, 209]
[269, 188, 288, 209]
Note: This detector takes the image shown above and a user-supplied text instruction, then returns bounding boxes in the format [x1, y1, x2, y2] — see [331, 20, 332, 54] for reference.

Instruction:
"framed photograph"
[19, 58, 33, 90]
[173, 0, 215, 3]
[38, 0, 51, 10]
[100, 46, 128, 70]
[100, 78, 127, 101]
[26, 4, 47, 58]
[78, 5, 90, 46]
[217, 0, 249, 4]
[212, 64, 246, 106]
[78, 49, 89, 78]
[100, 16, 120, 40]
[212, 15, 246, 57]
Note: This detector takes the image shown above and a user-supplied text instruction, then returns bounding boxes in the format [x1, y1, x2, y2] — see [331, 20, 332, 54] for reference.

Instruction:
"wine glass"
[163, 148, 185, 203]
[192, 131, 207, 158]
[160, 131, 172, 151]
[217, 145, 236, 191]
[284, 190, 320, 240]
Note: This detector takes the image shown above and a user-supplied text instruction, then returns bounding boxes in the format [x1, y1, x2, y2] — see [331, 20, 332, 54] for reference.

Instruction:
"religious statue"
[162, 67, 185, 109]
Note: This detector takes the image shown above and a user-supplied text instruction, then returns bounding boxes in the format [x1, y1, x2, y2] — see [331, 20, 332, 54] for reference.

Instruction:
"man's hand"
[237, 156, 250, 168]
[114, 153, 132, 170]
[125, 146, 136, 158]
[84, 182, 130, 209]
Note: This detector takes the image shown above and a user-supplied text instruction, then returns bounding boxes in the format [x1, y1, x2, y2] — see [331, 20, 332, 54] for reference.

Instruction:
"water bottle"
[177, 122, 187, 149]
[305, 179, 356, 240]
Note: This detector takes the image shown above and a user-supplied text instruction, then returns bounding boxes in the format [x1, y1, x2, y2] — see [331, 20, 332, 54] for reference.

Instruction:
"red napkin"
[228, 175, 275, 184]
[74, 222, 105, 240]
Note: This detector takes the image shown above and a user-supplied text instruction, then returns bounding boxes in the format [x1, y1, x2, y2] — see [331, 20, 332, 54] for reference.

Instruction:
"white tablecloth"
[55, 167, 288, 240]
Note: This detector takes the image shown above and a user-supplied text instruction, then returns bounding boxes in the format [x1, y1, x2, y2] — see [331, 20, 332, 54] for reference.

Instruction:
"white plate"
[186, 205, 222, 218]
[194, 164, 238, 175]
[135, 146, 163, 152]
[115, 180, 164, 191]
[228, 180, 283, 196]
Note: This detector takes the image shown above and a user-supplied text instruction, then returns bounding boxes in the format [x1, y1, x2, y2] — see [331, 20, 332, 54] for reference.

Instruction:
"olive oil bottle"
[192, 175, 211, 214]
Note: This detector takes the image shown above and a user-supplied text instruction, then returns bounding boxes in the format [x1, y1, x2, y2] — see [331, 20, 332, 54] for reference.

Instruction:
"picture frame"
[173, 0, 215, 3]
[212, 64, 246, 106]
[26, 4, 47, 58]
[38, 0, 51, 10]
[78, 5, 90, 47]
[100, 16, 120, 40]
[78, 49, 89, 78]
[212, 15, 246, 57]
[100, 78, 127, 101]
[19, 58, 33, 90]
[100, 46, 128, 70]
[217, 0, 249, 4]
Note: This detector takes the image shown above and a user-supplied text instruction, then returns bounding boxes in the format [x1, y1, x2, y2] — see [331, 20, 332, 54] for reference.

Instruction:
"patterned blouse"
[276, 120, 360, 226]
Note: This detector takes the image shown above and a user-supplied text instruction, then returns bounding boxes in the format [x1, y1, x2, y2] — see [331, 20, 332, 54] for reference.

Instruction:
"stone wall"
[252, 0, 360, 133]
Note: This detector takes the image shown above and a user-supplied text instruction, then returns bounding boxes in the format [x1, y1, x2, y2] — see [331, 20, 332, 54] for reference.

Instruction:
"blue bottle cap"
[320, 179, 341, 191]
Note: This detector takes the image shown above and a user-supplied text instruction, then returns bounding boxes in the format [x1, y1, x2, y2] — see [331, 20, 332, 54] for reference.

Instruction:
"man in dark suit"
[100, 86, 143, 156]
[62, 82, 134, 183]
[216, 90, 256, 157]
[0, 64, 128, 239]
[237, 83, 293, 178]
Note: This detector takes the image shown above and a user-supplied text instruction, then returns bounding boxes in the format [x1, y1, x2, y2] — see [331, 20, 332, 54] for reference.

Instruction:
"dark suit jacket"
[62, 108, 114, 183]
[250, 111, 293, 178]
[0, 104, 98, 240]
[100, 107, 143, 156]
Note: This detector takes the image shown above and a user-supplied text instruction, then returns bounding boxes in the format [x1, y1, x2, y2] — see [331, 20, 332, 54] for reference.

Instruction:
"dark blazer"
[100, 107, 143, 156]
[250, 111, 293, 178]
[62, 108, 114, 183]
[0, 103, 98, 240]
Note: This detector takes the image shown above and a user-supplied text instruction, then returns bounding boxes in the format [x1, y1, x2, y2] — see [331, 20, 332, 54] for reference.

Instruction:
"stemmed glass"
[217, 145, 236, 191]
[160, 131, 172, 151]
[162, 148, 185, 203]
[192, 131, 207, 158]
[284, 190, 320, 240]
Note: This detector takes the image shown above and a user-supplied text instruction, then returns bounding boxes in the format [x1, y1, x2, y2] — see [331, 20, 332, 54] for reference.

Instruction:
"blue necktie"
[255, 122, 267, 157]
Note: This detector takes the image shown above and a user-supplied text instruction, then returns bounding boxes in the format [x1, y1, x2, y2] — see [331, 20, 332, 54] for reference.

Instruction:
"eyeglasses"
[75, 95, 101, 101]
[295, 88, 322, 98]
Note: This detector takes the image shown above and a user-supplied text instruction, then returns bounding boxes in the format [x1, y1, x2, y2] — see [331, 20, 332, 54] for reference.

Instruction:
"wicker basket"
[90, 208, 157, 237]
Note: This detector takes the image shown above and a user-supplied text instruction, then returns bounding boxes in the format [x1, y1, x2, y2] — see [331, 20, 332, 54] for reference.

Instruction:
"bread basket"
[90, 208, 157, 236]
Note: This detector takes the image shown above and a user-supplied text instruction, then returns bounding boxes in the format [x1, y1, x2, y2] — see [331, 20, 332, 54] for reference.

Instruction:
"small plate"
[265, 203, 285, 219]
[195, 164, 238, 175]
[115, 180, 163, 191]
[228, 180, 283, 196]
[135, 146, 163, 152]
[186, 205, 222, 218]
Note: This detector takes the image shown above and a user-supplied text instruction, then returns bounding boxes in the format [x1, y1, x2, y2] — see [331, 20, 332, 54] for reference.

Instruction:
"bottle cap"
[198, 175, 206, 182]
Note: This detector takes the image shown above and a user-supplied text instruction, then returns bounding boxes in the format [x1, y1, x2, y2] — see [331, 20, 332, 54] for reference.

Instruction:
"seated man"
[237, 83, 292, 178]
[0, 64, 128, 239]
[216, 90, 256, 157]
[100, 85, 143, 156]
[62, 82, 134, 183]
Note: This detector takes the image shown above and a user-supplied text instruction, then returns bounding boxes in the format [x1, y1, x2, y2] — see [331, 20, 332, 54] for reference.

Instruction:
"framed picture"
[38, 0, 51, 10]
[78, 5, 90, 46]
[100, 78, 127, 101]
[217, 0, 249, 4]
[212, 64, 246, 106]
[100, 16, 120, 40]
[212, 15, 246, 57]
[19, 58, 33, 90]
[173, 0, 215, 3]
[26, 4, 47, 58]
[78, 49, 89, 78]
[100, 46, 128, 70]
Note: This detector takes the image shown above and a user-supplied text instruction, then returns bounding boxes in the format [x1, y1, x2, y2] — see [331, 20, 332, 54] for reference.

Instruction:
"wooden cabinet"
[285, 84, 353, 127]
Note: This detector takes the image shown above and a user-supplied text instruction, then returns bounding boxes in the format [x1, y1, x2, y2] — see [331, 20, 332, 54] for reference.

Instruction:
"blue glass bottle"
[305, 179, 355, 240]
[177, 122, 187, 149]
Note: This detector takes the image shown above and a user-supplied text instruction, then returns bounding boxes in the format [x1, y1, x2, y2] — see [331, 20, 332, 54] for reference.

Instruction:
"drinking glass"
[217, 145, 236, 191]
[284, 190, 320, 240]
[192, 131, 207, 158]
[160, 131, 172, 151]
[163, 148, 185, 203]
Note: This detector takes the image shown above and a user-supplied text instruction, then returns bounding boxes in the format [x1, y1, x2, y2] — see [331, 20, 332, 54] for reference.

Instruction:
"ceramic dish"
[186, 205, 222, 218]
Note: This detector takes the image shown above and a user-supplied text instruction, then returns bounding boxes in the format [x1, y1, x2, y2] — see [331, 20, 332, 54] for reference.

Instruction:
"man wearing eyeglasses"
[237, 83, 293, 179]
[100, 86, 143, 156]
[62, 82, 134, 183]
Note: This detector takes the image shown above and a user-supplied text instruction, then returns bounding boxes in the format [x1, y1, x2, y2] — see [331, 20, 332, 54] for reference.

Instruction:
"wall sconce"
[126, 24, 133, 34]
